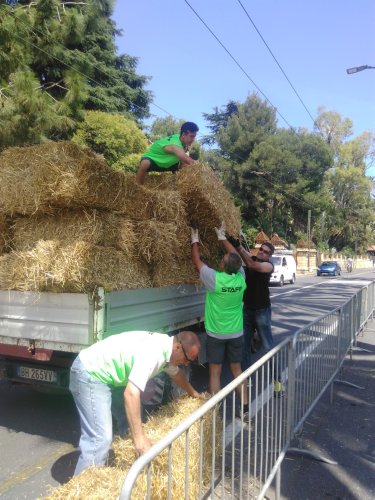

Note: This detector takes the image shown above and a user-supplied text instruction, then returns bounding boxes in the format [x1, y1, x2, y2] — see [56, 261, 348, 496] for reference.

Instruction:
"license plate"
[17, 366, 57, 383]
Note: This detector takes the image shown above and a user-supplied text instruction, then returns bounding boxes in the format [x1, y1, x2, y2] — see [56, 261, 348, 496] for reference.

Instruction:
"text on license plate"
[18, 366, 57, 383]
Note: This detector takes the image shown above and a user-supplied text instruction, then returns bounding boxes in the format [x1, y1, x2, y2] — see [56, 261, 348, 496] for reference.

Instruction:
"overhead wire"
[183, 0, 293, 129]
[236, 0, 318, 128]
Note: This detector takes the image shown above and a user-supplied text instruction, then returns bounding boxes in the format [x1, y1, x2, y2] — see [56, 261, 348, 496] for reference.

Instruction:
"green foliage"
[148, 117, 185, 142]
[0, 0, 151, 148]
[72, 111, 147, 171]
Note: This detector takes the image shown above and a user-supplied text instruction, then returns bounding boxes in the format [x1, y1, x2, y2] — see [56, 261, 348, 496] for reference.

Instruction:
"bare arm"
[191, 242, 205, 271]
[124, 381, 152, 456]
[169, 368, 205, 399]
[164, 145, 195, 164]
[238, 246, 273, 273]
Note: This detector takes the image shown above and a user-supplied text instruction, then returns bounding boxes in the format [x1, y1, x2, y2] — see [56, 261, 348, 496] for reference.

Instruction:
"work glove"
[191, 227, 199, 245]
[227, 235, 241, 249]
[214, 222, 227, 241]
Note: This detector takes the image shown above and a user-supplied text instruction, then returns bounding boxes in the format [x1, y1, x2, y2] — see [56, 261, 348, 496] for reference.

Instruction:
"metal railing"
[120, 281, 375, 499]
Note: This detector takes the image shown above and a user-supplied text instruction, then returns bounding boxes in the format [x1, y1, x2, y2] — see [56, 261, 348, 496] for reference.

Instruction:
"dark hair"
[224, 252, 242, 274]
[263, 242, 275, 255]
[180, 122, 199, 135]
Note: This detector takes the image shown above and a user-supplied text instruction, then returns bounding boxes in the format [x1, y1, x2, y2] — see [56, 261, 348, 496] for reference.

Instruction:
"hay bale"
[135, 220, 181, 265]
[0, 214, 10, 254]
[176, 163, 241, 237]
[152, 257, 200, 288]
[0, 142, 141, 215]
[0, 241, 151, 292]
[11, 210, 136, 254]
[144, 173, 178, 191]
[46, 395, 220, 500]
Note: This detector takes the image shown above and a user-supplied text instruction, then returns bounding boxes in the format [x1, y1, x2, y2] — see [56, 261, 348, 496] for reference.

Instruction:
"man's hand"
[190, 390, 208, 400]
[214, 222, 226, 241]
[227, 235, 241, 249]
[191, 227, 199, 245]
[134, 435, 152, 457]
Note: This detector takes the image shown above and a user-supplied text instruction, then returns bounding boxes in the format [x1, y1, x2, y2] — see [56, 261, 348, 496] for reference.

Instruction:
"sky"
[113, 1, 375, 177]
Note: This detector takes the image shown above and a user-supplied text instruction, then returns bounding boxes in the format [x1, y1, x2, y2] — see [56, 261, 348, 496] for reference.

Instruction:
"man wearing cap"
[136, 121, 199, 185]
[69, 330, 202, 475]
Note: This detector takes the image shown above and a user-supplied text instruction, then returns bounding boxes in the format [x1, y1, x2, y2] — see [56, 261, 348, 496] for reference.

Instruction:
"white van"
[269, 253, 297, 286]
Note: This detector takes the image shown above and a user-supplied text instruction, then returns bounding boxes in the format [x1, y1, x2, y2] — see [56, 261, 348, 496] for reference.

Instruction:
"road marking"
[0, 443, 76, 496]
[271, 280, 336, 297]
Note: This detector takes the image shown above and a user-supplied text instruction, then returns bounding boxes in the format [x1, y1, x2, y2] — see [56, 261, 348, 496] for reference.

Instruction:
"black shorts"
[206, 335, 244, 364]
[142, 157, 180, 173]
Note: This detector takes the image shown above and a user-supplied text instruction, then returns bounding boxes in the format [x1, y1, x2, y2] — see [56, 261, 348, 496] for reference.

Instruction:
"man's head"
[170, 331, 201, 366]
[180, 122, 199, 147]
[257, 242, 274, 261]
[221, 252, 242, 274]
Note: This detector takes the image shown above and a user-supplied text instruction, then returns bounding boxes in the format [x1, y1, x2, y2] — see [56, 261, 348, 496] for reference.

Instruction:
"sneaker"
[273, 380, 285, 398]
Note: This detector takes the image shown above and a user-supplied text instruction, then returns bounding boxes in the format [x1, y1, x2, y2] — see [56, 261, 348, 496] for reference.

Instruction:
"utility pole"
[307, 210, 311, 271]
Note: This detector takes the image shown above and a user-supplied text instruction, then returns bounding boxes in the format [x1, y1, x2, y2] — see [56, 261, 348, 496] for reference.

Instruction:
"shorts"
[206, 335, 244, 364]
[142, 157, 180, 173]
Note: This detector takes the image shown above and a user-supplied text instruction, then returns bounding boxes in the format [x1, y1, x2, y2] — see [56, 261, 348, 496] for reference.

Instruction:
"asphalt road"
[1, 268, 374, 499]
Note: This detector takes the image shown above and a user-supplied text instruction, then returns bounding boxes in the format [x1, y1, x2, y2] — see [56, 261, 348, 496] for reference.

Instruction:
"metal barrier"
[120, 281, 375, 499]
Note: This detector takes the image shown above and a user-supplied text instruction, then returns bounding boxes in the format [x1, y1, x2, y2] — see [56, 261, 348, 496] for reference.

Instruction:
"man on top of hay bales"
[135, 121, 199, 185]
[69, 330, 203, 475]
[190, 224, 249, 415]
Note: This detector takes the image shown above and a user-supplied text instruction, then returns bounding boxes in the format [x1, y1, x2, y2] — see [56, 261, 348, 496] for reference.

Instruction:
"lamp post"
[346, 65, 375, 74]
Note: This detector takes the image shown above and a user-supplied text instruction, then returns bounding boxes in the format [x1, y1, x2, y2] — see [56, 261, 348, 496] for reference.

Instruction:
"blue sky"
[113, 1, 375, 176]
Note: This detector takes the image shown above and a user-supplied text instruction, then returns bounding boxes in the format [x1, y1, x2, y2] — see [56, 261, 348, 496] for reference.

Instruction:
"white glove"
[214, 222, 227, 241]
[191, 227, 199, 245]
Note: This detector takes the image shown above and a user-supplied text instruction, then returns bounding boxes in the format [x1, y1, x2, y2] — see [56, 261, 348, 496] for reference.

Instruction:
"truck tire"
[279, 276, 284, 287]
[290, 274, 296, 284]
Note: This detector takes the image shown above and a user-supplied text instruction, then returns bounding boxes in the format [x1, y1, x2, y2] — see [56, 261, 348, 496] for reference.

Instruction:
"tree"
[148, 117, 185, 142]
[0, 0, 151, 148]
[314, 106, 353, 156]
[72, 111, 148, 172]
[201, 100, 238, 146]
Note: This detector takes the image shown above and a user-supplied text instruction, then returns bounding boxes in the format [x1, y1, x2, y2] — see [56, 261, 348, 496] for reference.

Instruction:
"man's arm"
[164, 145, 195, 165]
[124, 381, 152, 456]
[169, 369, 205, 399]
[191, 228, 205, 271]
[238, 246, 273, 273]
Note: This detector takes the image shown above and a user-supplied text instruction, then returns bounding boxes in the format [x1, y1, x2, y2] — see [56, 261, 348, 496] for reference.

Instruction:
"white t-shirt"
[79, 331, 178, 390]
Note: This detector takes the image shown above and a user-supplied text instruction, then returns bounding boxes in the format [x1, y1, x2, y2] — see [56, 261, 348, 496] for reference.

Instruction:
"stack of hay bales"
[45, 395, 221, 500]
[0, 143, 241, 293]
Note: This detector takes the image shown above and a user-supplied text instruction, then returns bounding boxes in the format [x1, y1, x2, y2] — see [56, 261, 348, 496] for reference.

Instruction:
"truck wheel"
[290, 274, 296, 284]
[279, 276, 284, 287]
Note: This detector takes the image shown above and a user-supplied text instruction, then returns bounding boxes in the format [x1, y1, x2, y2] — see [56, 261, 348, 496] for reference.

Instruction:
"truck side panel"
[0, 291, 93, 352]
[105, 285, 205, 336]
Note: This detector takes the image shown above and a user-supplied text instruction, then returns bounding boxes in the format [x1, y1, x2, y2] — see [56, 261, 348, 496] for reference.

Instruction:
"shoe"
[273, 380, 285, 398]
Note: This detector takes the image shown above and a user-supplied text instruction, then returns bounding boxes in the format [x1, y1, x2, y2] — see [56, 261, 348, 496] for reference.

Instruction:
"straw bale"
[144, 173, 178, 191]
[144, 188, 187, 224]
[11, 210, 136, 255]
[135, 220, 180, 264]
[176, 163, 241, 237]
[46, 395, 220, 500]
[152, 257, 200, 288]
[0, 214, 10, 254]
[0, 142, 140, 215]
[0, 241, 151, 292]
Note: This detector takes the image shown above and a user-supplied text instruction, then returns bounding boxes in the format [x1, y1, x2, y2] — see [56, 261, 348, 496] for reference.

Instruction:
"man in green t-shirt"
[135, 121, 199, 185]
[69, 330, 203, 475]
[190, 224, 249, 417]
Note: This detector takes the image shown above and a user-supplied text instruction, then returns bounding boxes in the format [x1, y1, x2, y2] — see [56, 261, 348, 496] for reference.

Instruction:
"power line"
[236, 0, 318, 128]
[183, 0, 293, 129]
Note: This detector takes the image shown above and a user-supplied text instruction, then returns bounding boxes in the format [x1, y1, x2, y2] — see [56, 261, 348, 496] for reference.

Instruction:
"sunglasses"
[180, 342, 197, 363]
[259, 247, 271, 255]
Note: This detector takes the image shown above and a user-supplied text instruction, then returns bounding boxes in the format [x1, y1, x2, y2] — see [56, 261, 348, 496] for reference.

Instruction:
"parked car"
[269, 253, 297, 286]
[317, 261, 341, 276]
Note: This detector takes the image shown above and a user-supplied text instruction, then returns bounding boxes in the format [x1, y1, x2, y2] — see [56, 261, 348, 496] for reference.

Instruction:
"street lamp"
[346, 65, 375, 74]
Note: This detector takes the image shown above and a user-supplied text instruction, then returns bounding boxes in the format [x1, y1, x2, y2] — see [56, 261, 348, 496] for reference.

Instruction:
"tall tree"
[0, 0, 151, 148]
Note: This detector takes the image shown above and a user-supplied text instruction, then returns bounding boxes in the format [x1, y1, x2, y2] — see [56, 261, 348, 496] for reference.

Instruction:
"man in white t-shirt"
[69, 330, 203, 475]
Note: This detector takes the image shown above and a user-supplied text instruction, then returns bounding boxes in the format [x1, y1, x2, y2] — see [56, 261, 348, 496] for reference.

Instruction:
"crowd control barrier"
[120, 280, 375, 499]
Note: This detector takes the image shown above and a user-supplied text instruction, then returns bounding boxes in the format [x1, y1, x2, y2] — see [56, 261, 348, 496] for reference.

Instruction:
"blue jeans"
[242, 306, 273, 369]
[69, 357, 113, 475]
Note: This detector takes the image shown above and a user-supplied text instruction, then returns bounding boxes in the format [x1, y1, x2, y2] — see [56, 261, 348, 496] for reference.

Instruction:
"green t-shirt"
[143, 134, 183, 168]
[78, 331, 173, 389]
[204, 271, 246, 335]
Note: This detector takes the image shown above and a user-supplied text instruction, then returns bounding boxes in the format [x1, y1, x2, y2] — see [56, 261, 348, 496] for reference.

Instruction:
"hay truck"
[0, 285, 205, 390]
